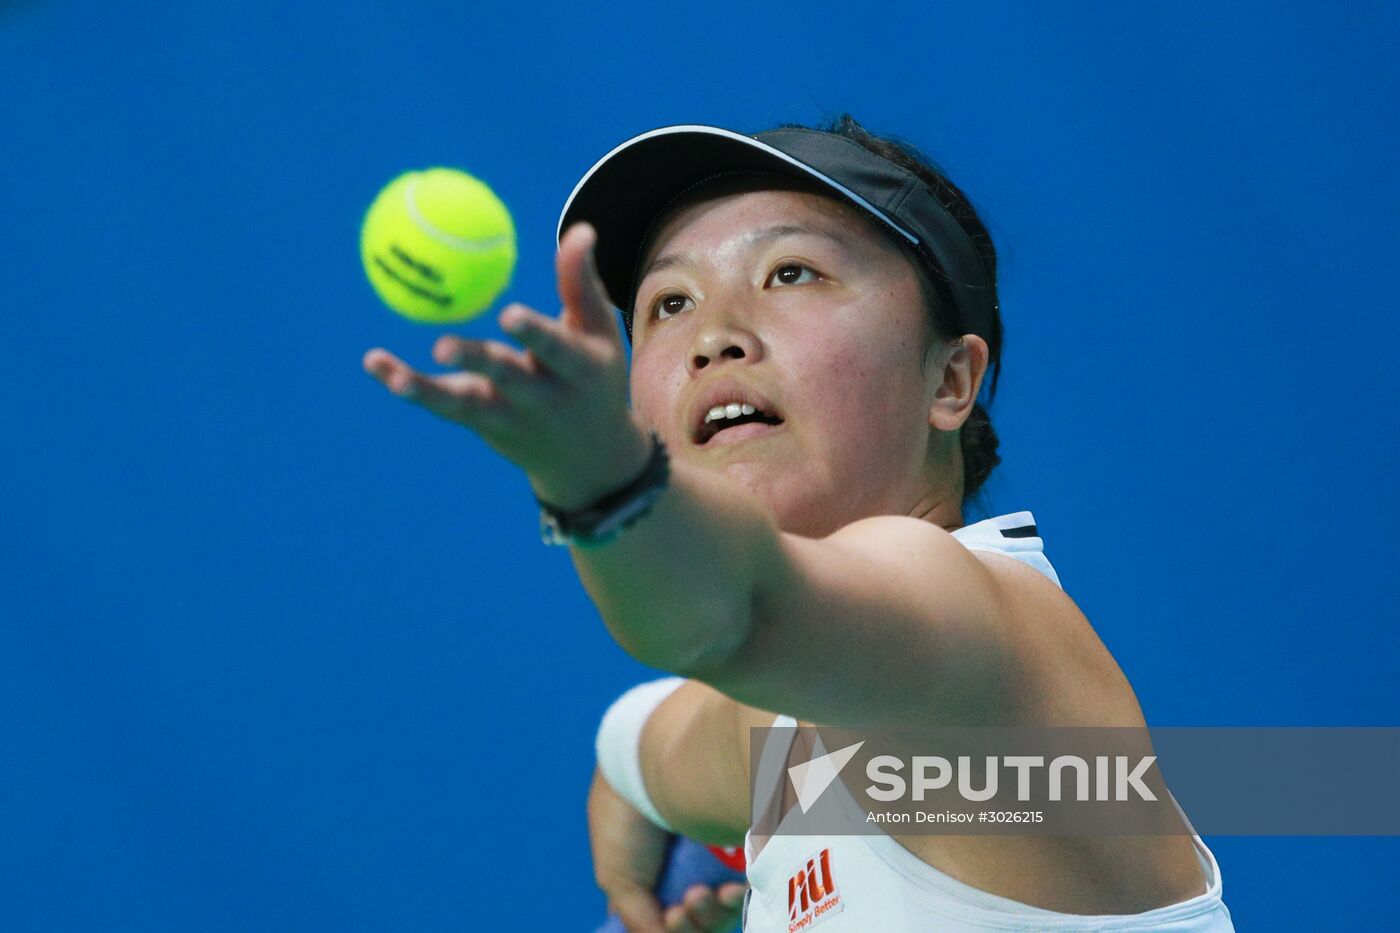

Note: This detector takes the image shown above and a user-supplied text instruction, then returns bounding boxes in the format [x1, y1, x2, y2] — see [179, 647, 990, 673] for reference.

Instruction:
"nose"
[686, 311, 764, 375]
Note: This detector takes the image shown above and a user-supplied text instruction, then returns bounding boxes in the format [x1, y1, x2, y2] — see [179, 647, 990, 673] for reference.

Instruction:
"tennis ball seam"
[404, 177, 513, 254]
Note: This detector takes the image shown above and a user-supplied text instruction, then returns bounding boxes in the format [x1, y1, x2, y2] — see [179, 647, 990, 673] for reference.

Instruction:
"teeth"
[705, 401, 764, 424]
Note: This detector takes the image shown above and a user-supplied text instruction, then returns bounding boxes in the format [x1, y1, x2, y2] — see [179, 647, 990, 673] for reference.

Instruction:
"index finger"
[556, 221, 621, 340]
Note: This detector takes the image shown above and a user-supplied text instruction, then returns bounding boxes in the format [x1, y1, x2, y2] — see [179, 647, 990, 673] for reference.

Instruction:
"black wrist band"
[535, 433, 670, 547]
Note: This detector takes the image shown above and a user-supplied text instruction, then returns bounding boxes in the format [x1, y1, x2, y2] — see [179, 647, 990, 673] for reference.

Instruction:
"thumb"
[557, 221, 621, 339]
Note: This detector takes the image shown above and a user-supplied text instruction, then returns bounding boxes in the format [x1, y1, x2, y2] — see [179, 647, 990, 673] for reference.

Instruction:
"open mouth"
[695, 404, 785, 446]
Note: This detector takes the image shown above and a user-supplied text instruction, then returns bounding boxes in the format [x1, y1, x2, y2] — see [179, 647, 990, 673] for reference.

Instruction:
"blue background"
[2, 1, 1396, 928]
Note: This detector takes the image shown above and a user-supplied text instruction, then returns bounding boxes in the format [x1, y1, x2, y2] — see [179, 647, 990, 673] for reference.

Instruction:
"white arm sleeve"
[595, 676, 686, 833]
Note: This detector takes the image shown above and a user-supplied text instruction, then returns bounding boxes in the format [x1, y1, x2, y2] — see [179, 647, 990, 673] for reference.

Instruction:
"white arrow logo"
[787, 740, 865, 813]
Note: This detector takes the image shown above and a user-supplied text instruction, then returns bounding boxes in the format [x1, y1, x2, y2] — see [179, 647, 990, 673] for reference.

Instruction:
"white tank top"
[740, 511, 1234, 931]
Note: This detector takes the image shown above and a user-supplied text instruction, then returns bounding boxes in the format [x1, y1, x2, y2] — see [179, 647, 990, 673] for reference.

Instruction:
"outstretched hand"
[363, 222, 652, 509]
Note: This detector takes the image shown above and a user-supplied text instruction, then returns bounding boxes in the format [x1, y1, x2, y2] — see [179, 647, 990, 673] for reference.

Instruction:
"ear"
[927, 334, 989, 432]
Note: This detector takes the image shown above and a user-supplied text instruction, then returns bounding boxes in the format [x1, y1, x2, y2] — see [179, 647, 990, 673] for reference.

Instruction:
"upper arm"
[684, 515, 1017, 728]
[637, 679, 754, 846]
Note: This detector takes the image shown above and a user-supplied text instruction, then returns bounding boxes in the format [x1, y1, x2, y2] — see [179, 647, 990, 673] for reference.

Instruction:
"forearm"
[589, 765, 671, 888]
[566, 454, 781, 674]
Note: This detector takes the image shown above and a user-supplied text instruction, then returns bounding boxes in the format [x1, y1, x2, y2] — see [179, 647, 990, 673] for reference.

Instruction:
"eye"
[768, 263, 819, 287]
[651, 292, 693, 320]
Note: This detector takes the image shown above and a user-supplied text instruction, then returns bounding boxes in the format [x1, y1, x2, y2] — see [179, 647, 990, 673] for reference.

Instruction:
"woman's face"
[628, 180, 967, 536]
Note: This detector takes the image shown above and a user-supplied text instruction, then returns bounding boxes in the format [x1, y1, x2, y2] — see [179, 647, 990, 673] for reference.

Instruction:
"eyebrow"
[638, 224, 849, 282]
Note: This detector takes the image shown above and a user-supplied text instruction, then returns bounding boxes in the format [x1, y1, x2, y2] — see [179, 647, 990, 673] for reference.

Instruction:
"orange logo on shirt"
[787, 848, 843, 930]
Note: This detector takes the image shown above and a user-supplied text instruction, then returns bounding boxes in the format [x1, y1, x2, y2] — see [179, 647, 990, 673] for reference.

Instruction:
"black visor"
[557, 124, 995, 343]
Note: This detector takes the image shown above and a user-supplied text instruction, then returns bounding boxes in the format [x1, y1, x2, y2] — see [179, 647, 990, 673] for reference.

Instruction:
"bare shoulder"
[965, 548, 1146, 727]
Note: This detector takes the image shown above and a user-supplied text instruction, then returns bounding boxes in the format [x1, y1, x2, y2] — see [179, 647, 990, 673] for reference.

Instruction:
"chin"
[725, 468, 835, 536]
[717, 460, 787, 506]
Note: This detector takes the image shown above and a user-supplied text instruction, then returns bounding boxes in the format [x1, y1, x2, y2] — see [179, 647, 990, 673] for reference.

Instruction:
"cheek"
[789, 328, 925, 451]
[627, 354, 681, 435]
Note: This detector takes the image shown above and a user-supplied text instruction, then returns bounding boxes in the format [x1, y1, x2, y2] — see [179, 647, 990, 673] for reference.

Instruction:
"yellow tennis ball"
[360, 167, 517, 324]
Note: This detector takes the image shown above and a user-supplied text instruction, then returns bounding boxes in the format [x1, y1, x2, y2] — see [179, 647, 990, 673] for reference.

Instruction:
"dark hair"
[780, 114, 1004, 504]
